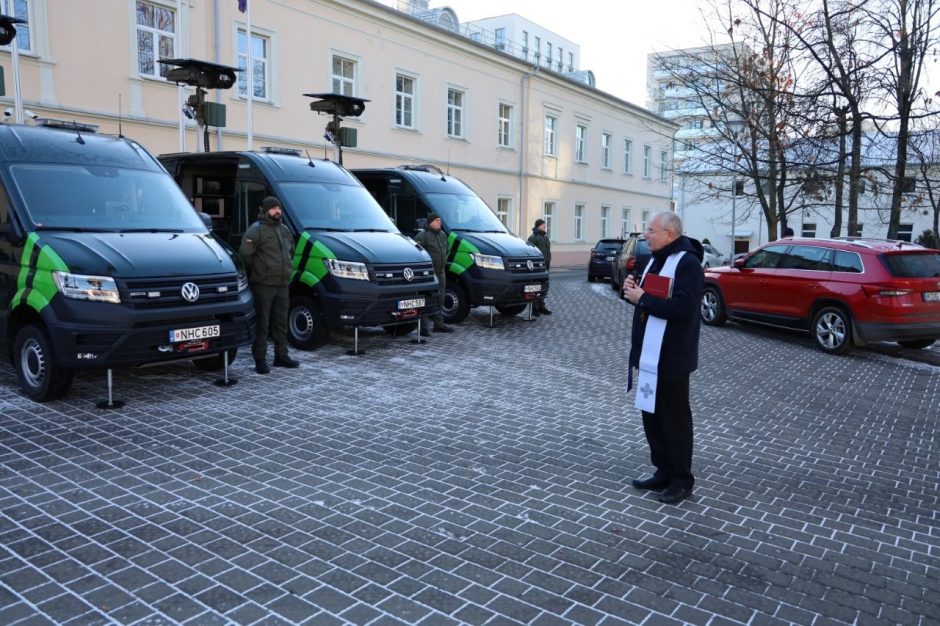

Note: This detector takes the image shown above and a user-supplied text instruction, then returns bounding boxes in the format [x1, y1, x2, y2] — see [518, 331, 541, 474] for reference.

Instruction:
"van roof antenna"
[304, 148, 316, 168]
[75, 124, 85, 145]
[118, 94, 124, 138]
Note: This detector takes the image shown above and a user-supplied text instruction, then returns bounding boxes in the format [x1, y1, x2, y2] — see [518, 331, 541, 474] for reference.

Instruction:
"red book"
[641, 273, 673, 299]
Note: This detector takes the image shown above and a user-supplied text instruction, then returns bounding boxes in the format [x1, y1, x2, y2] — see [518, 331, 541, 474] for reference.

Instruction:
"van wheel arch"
[442, 276, 471, 324]
[287, 290, 330, 350]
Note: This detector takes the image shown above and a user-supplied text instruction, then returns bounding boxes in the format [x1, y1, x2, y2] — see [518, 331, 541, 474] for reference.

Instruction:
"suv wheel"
[700, 287, 727, 326]
[442, 282, 471, 324]
[13, 324, 73, 402]
[812, 306, 852, 354]
[288, 295, 329, 350]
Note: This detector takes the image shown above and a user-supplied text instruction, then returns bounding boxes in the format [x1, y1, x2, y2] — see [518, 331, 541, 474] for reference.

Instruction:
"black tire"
[611, 273, 622, 291]
[700, 287, 728, 326]
[13, 324, 73, 402]
[495, 303, 527, 316]
[383, 321, 418, 335]
[192, 349, 238, 371]
[587, 273, 595, 282]
[897, 338, 936, 349]
[812, 306, 853, 354]
[288, 295, 330, 350]
[442, 281, 471, 324]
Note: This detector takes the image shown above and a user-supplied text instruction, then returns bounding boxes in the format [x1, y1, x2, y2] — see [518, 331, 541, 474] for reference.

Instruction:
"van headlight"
[237, 271, 249, 292]
[325, 258, 370, 281]
[470, 253, 505, 270]
[52, 271, 121, 304]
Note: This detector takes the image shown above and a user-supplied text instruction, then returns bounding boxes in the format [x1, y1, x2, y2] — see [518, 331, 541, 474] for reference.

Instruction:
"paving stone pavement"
[0, 269, 938, 626]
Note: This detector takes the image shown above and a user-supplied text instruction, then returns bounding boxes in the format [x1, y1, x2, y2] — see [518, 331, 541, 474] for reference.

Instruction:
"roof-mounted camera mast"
[303, 93, 368, 166]
[0, 14, 27, 124]
[159, 58, 240, 152]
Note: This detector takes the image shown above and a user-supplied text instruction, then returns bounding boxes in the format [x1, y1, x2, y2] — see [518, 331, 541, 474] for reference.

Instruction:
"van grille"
[121, 274, 242, 309]
[506, 257, 547, 273]
[372, 262, 436, 285]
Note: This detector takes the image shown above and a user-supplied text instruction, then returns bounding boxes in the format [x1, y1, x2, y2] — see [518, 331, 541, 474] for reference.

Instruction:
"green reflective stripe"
[15, 233, 70, 313]
[448, 233, 478, 276]
[295, 234, 336, 288]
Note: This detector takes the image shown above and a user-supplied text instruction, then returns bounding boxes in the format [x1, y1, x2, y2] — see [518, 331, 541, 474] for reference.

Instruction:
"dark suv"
[587, 238, 625, 282]
[700, 237, 940, 354]
[610, 233, 652, 293]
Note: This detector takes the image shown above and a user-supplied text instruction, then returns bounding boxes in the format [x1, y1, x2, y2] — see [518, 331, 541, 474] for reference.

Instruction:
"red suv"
[700, 237, 940, 354]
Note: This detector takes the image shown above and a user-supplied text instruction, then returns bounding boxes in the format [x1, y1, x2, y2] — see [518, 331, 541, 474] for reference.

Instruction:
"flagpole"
[11, 28, 23, 124]
[245, 0, 253, 150]
[177, 0, 185, 151]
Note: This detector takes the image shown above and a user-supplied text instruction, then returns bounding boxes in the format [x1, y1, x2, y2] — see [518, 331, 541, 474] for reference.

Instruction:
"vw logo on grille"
[181, 282, 200, 303]
[526, 260, 534, 271]
[403, 267, 415, 282]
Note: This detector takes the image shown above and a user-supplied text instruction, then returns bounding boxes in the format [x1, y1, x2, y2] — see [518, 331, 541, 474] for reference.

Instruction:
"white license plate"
[606, 256, 615, 261]
[924, 291, 940, 302]
[398, 298, 425, 310]
[169, 324, 220, 343]
[524, 284, 542, 293]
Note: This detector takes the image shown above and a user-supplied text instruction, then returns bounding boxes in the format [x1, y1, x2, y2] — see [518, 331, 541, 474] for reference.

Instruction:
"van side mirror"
[197, 212, 214, 231]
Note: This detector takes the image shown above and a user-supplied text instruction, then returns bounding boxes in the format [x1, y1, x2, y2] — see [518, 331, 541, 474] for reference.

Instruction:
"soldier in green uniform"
[414, 212, 454, 336]
[239, 196, 300, 374]
[527, 218, 553, 315]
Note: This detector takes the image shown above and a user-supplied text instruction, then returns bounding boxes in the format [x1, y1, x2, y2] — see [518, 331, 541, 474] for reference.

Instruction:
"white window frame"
[601, 133, 612, 169]
[544, 114, 557, 156]
[331, 53, 357, 96]
[1, 0, 32, 54]
[574, 204, 585, 241]
[236, 27, 271, 101]
[497, 197, 512, 228]
[621, 207, 632, 237]
[135, 0, 176, 78]
[395, 72, 416, 129]
[660, 150, 668, 181]
[623, 139, 633, 174]
[600, 206, 610, 238]
[447, 87, 466, 138]
[898, 223, 914, 242]
[575, 124, 587, 163]
[641, 210, 650, 232]
[498, 102, 513, 148]
[543, 202, 555, 238]
[643, 145, 652, 178]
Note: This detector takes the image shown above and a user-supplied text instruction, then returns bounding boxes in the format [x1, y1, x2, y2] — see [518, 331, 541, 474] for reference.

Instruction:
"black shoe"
[255, 359, 270, 375]
[433, 324, 454, 333]
[539, 306, 553, 315]
[531, 307, 541, 316]
[631, 475, 669, 491]
[658, 486, 693, 504]
[273, 355, 300, 368]
[420, 326, 431, 337]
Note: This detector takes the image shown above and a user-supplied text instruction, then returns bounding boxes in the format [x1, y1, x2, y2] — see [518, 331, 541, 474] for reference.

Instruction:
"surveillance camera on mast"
[159, 58, 240, 151]
[0, 14, 26, 47]
[303, 93, 369, 165]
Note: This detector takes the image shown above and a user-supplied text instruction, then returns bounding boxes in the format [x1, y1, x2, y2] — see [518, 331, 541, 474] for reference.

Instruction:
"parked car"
[702, 243, 727, 268]
[587, 238, 625, 281]
[700, 237, 940, 354]
[610, 233, 652, 294]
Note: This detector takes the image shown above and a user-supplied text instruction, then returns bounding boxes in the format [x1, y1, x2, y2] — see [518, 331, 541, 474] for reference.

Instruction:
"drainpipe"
[518, 66, 538, 237]
[214, 0, 223, 149]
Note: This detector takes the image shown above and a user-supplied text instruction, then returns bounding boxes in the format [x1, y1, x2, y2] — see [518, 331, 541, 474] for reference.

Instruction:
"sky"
[377, 0, 724, 106]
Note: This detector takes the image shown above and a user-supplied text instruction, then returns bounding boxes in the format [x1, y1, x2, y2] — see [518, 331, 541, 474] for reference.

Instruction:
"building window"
[557, 47, 563, 72]
[534, 36, 541, 63]
[641, 210, 650, 232]
[136, 0, 176, 78]
[494, 28, 505, 51]
[643, 145, 652, 178]
[546, 42, 552, 68]
[395, 74, 415, 128]
[574, 204, 585, 240]
[801, 223, 817, 238]
[447, 88, 465, 138]
[497, 197, 511, 228]
[902, 176, 916, 193]
[544, 115, 557, 156]
[600, 206, 610, 238]
[522, 31, 528, 59]
[898, 223, 914, 242]
[734, 180, 745, 195]
[568, 51, 574, 72]
[332, 55, 356, 96]
[543, 202, 554, 236]
[1, 0, 31, 52]
[498, 103, 513, 148]
[575, 125, 587, 162]
[602, 133, 612, 169]
[236, 29, 269, 100]
[622, 207, 632, 237]
[660, 150, 668, 181]
[624, 139, 633, 174]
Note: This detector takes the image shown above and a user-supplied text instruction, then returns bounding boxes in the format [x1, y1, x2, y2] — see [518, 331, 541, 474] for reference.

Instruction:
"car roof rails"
[260, 146, 302, 156]
[399, 164, 445, 175]
[34, 118, 99, 133]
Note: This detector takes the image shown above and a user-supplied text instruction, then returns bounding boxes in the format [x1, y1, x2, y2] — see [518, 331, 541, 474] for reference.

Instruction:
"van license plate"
[924, 291, 940, 302]
[169, 324, 220, 343]
[524, 284, 542, 293]
[398, 298, 425, 310]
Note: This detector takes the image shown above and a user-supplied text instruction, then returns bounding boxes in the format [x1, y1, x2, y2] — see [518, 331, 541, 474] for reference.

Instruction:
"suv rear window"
[881, 251, 940, 278]
[636, 239, 650, 256]
[596, 241, 623, 252]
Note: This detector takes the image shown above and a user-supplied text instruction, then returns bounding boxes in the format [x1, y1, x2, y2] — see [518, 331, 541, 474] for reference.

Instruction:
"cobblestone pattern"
[0, 271, 937, 625]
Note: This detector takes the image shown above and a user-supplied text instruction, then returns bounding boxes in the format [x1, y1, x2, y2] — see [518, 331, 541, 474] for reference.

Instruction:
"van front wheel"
[288, 295, 329, 350]
[13, 324, 73, 402]
[442, 282, 471, 324]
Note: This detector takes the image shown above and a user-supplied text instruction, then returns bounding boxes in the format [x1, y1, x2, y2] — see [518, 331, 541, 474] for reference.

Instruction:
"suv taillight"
[862, 285, 911, 297]
[626, 257, 635, 271]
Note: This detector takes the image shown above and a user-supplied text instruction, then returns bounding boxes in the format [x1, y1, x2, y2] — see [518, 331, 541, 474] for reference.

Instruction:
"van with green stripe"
[0, 122, 255, 401]
[158, 150, 438, 348]
[353, 166, 549, 323]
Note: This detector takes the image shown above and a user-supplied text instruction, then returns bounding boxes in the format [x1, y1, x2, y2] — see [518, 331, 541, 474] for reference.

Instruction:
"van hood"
[37, 231, 238, 277]
[310, 230, 430, 264]
[452, 231, 542, 258]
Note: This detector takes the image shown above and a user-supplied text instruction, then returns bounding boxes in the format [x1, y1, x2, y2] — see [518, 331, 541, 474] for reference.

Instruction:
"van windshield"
[425, 193, 507, 233]
[10, 164, 206, 232]
[279, 182, 396, 232]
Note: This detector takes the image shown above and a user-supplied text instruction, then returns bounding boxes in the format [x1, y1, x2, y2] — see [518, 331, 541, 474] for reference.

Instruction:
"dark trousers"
[641, 375, 694, 489]
[427, 272, 446, 326]
[251, 284, 290, 361]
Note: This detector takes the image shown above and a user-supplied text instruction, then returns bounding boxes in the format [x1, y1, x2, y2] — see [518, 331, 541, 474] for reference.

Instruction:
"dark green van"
[0, 122, 255, 401]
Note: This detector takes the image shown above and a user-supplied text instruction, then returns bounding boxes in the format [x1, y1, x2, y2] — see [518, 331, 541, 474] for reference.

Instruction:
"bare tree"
[909, 129, 940, 243]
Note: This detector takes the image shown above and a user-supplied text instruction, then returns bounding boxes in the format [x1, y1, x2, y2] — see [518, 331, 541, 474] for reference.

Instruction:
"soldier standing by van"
[239, 196, 300, 374]
[528, 218, 553, 315]
[415, 212, 454, 336]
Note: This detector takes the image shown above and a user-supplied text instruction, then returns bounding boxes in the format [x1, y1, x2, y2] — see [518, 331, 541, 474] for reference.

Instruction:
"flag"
[237, 0, 247, 13]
